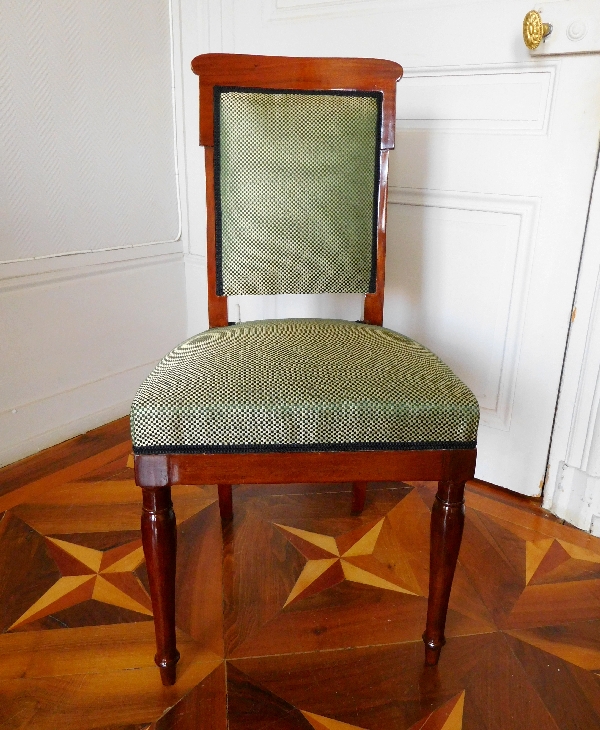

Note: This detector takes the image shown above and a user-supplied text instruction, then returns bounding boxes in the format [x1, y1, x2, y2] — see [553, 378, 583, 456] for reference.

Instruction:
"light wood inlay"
[47, 537, 103, 572]
[526, 539, 554, 584]
[341, 519, 384, 557]
[274, 523, 340, 556]
[341, 560, 417, 595]
[506, 628, 600, 671]
[302, 710, 369, 729]
[283, 559, 339, 607]
[560, 539, 600, 563]
[101, 545, 145, 573]
[9, 576, 94, 629]
[92, 575, 153, 616]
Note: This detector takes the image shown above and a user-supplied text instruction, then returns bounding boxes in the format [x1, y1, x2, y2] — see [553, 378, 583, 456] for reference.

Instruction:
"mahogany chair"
[131, 53, 479, 686]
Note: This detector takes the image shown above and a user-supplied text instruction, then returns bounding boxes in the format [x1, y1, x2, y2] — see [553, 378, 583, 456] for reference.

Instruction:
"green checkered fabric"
[214, 88, 381, 296]
[131, 319, 479, 454]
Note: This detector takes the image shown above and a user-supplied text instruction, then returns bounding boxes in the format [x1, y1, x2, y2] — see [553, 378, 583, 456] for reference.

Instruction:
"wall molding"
[1, 0, 181, 265]
[0, 250, 186, 469]
[0, 243, 183, 290]
[549, 465, 600, 536]
[207, 0, 234, 52]
[0, 0, 189, 471]
[0, 399, 133, 470]
[388, 187, 540, 431]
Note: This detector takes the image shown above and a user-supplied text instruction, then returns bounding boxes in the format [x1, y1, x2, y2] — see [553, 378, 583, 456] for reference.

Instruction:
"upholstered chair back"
[213, 87, 382, 296]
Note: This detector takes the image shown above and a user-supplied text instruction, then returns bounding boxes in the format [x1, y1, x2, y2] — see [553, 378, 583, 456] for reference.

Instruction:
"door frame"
[543, 143, 600, 534]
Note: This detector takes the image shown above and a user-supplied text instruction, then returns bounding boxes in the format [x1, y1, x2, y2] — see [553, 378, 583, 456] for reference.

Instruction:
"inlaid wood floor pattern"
[1, 419, 600, 728]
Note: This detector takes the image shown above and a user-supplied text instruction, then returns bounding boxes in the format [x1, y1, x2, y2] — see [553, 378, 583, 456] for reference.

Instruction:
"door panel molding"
[387, 188, 540, 431]
[265, 0, 493, 22]
[397, 64, 557, 134]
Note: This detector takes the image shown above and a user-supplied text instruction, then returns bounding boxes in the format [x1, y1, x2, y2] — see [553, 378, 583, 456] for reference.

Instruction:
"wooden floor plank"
[0, 623, 219, 680]
[467, 490, 600, 552]
[506, 623, 600, 671]
[152, 663, 227, 730]
[0, 418, 130, 498]
[1, 417, 600, 728]
[0, 660, 222, 730]
[0, 442, 132, 513]
[506, 633, 600, 730]
[8, 484, 216, 536]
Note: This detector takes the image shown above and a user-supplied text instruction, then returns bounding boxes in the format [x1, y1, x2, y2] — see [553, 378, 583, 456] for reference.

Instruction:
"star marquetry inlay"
[525, 537, 600, 585]
[275, 516, 422, 607]
[9, 537, 152, 629]
[300, 691, 464, 729]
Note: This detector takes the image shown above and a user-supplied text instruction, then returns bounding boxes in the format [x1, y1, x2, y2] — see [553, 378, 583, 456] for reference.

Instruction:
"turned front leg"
[141, 486, 180, 685]
[423, 480, 465, 666]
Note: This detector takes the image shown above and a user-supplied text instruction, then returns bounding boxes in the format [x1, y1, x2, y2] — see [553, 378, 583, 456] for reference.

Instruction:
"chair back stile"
[191, 53, 403, 328]
[204, 146, 228, 327]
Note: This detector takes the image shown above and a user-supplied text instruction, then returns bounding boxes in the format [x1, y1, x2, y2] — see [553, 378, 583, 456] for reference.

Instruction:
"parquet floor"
[1, 419, 600, 729]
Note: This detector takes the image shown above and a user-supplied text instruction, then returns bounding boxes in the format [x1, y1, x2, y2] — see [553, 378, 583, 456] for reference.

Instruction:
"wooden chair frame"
[135, 53, 477, 686]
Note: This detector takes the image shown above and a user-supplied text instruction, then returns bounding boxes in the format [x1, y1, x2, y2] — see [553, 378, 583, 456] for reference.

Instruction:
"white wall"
[0, 0, 188, 466]
[175, 0, 211, 337]
[6, 0, 600, 507]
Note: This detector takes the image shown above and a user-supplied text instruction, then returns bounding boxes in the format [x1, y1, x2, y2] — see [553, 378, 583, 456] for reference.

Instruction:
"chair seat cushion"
[130, 319, 479, 454]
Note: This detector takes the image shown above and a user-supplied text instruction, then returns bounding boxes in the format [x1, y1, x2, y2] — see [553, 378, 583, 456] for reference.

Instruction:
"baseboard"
[548, 462, 600, 535]
[0, 361, 156, 468]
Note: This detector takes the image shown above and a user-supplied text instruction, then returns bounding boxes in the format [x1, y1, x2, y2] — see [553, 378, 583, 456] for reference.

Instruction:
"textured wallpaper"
[0, 0, 180, 262]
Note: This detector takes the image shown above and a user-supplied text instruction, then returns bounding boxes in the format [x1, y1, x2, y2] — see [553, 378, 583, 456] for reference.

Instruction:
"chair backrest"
[191, 54, 403, 327]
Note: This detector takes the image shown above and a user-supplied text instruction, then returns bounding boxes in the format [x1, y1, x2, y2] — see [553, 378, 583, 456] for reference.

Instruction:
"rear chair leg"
[423, 480, 466, 666]
[141, 486, 180, 686]
[218, 483, 233, 520]
[351, 481, 367, 514]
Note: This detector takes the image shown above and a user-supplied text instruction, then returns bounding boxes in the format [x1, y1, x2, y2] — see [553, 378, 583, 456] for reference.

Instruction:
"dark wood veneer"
[136, 449, 476, 488]
[191, 54, 402, 149]
[204, 147, 228, 328]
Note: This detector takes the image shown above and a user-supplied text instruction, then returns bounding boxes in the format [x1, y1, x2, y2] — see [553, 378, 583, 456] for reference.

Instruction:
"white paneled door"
[203, 0, 600, 495]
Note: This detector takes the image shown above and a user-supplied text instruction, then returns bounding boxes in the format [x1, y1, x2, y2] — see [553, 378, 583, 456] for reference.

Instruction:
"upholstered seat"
[131, 318, 478, 455]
